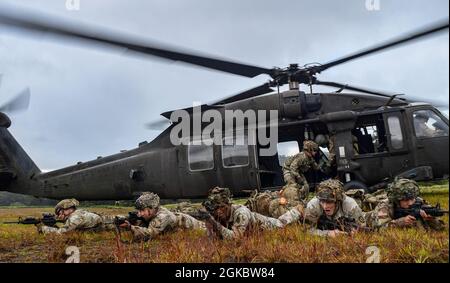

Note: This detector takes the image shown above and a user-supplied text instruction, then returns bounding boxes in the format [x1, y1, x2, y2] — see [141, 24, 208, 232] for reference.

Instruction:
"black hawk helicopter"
[0, 5, 448, 200]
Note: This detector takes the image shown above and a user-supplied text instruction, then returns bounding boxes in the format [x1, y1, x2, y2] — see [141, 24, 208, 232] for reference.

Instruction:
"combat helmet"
[55, 198, 79, 215]
[316, 179, 345, 202]
[135, 192, 160, 210]
[387, 178, 420, 202]
[202, 187, 232, 213]
[303, 140, 319, 153]
[314, 134, 329, 147]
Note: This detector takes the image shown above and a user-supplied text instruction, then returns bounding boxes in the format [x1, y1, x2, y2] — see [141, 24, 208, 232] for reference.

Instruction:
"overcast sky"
[0, 0, 448, 170]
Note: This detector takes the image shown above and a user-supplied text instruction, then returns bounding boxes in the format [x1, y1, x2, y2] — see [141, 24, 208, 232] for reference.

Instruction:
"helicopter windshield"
[413, 110, 449, 138]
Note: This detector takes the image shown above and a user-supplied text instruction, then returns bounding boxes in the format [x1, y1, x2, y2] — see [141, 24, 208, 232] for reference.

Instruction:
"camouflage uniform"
[316, 134, 359, 165]
[365, 179, 445, 230]
[204, 187, 283, 240]
[245, 190, 279, 217]
[39, 199, 115, 234]
[245, 184, 303, 218]
[304, 179, 365, 236]
[315, 134, 336, 166]
[172, 201, 201, 215]
[277, 203, 305, 226]
[130, 192, 205, 241]
[345, 189, 388, 211]
[282, 140, 320, 199]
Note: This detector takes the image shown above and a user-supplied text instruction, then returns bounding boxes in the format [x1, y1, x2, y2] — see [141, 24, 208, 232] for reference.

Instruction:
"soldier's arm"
[40, 215, 83, 234]
[130, 214, 172, 241]
[278, 204, 304, 226]
[218, 211, 251, 240]
[344, 198, 366, 227]
[366, 202, 396, 229]
[312, 160, 321, 171]
[289, 157, 302, 177]
[174, 212, 206, 230]
[304, 198, 322, 224]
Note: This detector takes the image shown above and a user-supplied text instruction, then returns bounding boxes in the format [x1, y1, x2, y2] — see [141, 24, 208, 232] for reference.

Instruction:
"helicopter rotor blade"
[403, 96, 449, 108]
[212, 82, 274, 105]
[316, 80, 449, 108]
[0, 4, 272, 78]
[314, 80, 397, 97]
[314, 19, 449, 73]
[0, 87, 31, 113]
[145, 118, 172, 131]
[144, 82, 274, 130]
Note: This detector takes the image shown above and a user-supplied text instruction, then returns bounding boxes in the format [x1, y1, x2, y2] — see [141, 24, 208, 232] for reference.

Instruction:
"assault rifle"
[113, 211, 147, 243]
[189, 205, 223, 239]
[317, 216, 373, 233]
[2, 213, 61, 227]
[394, 201, 449, 220]
[186, 208, 214, 221]
[113, 211, 146, 227]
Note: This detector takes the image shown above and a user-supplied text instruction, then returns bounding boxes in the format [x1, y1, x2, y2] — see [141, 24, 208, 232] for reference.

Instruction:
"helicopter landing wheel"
[343, 180, 368, 193]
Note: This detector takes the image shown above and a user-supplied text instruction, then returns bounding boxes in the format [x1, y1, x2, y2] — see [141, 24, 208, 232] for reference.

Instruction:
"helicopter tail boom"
[0, 115, 41, 195]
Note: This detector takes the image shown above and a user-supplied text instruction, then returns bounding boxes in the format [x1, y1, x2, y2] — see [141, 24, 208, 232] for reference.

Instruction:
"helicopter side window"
[277, 141, 300, 166]
[222, 136, 249, 168]
[413, 110, 449, 138]
[353, 114, 387, 154]
[387, 116, 404, 150]
[188, 141, 214, 171]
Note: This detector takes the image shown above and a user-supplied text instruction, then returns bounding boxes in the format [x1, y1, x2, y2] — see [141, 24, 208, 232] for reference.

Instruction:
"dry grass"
[0, 182, 448, 263]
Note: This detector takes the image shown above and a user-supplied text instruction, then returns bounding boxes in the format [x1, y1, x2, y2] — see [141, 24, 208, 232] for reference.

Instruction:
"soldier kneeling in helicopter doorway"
[282, 140, 324, 200]
[119, 192, 206, 241]
[365, 178, 447, 231]
[37, 199, 116, 234]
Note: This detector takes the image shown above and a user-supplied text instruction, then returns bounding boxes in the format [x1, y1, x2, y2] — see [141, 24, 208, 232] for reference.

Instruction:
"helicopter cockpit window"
[222, 136, 249, 168]
[387, 116, 404, 149]
[277, 141, 300, 166]
[188, 141, 214, 171]
[413, 110, 449, 138]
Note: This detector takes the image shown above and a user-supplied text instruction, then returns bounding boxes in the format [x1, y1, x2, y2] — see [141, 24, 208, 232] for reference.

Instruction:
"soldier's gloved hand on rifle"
[419, 209, 433, 220]
[119, 220, 131, 229]
[394, 208, 433, 227]
[392, 215, 416, 227]
[113, 215, 132, 230]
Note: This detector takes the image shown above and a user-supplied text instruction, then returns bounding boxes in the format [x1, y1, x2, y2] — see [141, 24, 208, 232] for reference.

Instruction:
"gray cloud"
[0, 0, 448, 169]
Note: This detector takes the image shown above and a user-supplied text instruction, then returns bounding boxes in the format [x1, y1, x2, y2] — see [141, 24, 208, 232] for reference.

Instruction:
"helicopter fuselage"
[1, 90, 447, 200]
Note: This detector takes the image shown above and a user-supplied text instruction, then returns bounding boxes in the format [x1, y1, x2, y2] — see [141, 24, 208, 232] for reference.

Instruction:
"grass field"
[0, 181, 448, 263]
